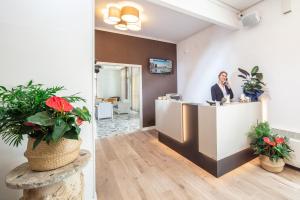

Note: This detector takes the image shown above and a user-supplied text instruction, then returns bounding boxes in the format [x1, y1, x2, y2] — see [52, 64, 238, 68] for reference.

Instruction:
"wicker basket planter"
[24, 137, 81, 171]
[259, 155, 285, 173]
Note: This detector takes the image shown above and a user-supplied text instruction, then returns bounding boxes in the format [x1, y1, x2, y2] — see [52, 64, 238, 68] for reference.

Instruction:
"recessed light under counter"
[155, 100, 262, 177]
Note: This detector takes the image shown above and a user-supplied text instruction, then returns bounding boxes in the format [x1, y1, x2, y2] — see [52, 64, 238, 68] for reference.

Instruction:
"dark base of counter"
[158, 132, 256, 177]
[158, 132, 217, 176]
[217, 148, 257, 176]
[157, 102, 256, 177]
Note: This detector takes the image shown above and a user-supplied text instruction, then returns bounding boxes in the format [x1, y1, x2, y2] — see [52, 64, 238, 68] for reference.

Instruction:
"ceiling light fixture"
[121, 6, 139, 23]
[102, 2, 142, 32]
[115, 20, 128, 31]
[103, 9, 118, 25]
[127, 19, 141, 31]
[107, 6, 121, 23]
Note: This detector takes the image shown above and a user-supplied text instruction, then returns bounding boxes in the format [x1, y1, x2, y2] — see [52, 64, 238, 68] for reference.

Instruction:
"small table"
[6, 150, 91, 200]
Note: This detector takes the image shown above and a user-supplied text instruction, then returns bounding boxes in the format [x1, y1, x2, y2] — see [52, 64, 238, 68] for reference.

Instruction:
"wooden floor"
[96, 130, 300, 200]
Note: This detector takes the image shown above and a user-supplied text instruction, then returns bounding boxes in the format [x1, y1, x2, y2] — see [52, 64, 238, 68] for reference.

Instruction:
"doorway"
[94, 62, 143, 138]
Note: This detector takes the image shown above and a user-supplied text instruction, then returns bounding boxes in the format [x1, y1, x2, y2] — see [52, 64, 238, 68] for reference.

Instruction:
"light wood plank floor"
[96, 130, 300, 200]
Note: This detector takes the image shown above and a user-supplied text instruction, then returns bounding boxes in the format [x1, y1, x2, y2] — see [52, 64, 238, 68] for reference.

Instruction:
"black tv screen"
[149, 58, 172, 74]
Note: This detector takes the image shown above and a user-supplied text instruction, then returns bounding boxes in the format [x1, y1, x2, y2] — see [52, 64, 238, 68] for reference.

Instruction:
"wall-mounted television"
[149, 58, 172, 74]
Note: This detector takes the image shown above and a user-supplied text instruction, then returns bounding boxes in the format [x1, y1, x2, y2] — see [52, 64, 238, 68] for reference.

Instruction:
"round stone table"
[6, 150, 91, 200]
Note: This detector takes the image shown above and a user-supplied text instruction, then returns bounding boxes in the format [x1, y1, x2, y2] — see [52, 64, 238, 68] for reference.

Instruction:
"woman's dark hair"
[218, 71, 228, 77]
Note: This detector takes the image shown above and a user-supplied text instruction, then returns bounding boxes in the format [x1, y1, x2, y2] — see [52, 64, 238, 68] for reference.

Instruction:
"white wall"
[177, 0, 300, 133]
[131, 67, 141, 111]
[121, 68, 127, 101]
[0, 0, 95, 199]
[97, 70, 122, 98]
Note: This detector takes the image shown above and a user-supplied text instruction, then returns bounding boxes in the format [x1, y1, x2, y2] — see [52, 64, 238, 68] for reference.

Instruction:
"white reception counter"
[155, 100, 186, 142]
[198, 102, 262, 160]
[155, 100, 262, 177]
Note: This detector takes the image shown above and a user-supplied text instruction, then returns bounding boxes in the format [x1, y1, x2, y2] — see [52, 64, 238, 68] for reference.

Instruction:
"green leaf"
[0, 86, 7, 92]
[0, 129, 24, 147]
[73, 106, 91, 122]
[63, 130, 79, 140]
[44, 132, 52, 144]
[27, 80, 33, 87]
[251, 66, 259, 76]
[19, 125, 34, 135]
[238, 68, 250, 76]
[238, 75, 247, 79]
[256, 73, 263, 80]
[256, 85, 262, 89]
[63, 94, 86, 103]
[74, 126, 81, 136]
[32, 135, 44, 149]
[27, 111, 55, 126]
[52, 118, 71, 142]
[260, 81, 266, 86]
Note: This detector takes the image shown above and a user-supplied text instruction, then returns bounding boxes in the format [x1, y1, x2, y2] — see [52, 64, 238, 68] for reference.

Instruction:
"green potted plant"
[238, 66, 265, 101]
[249, 122, 293, 173]
[0, 81, 91, 171]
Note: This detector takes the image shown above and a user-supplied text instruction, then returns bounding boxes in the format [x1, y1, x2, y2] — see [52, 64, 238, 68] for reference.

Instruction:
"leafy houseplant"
[238, 66, 265, 101]
[0, 81, 91, 171]
[249, 122, 293, 173]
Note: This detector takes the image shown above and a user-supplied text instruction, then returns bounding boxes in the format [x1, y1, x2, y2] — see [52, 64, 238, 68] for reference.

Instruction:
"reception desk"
[155, 100, 262, 177]
[155, 100, 185, 142]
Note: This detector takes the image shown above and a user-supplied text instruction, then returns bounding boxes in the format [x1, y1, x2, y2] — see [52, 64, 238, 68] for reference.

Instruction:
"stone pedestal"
[6, 150, 90, 200]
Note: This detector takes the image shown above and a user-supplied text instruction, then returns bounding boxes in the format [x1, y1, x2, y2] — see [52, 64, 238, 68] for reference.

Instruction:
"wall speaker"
[282, 0, 292, 14]
[241, 12, 261, 27]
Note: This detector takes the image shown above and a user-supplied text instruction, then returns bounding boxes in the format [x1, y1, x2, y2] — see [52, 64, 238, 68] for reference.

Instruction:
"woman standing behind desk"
[211, 71, 234, 102]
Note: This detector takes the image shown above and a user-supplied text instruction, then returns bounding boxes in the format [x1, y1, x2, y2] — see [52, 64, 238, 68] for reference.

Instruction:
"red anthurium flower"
[46, 96, 73, 112]
[275, 137, 284, 145]
[263, 137, 276, 146]
[263, 137, 270, 143]
[76, 117, 83, 126]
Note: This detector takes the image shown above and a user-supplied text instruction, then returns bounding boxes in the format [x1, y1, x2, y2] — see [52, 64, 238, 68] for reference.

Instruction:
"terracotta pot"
[259, 155, 285, 173]
[24, 137, 81, 171]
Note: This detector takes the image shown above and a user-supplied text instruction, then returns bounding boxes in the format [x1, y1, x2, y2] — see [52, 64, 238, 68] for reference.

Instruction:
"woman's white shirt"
[218, 83, 227, 97]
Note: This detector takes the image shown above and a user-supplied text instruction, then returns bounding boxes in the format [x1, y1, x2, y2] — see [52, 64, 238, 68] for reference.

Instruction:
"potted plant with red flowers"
[0, 81, 91, 171]
[249, 122, 293, 173]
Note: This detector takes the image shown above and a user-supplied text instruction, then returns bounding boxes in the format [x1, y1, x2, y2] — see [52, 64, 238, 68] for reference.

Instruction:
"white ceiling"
[95, 0, 211, 43]
[218, 0, 263, 11]
[95, 0, 264, 43]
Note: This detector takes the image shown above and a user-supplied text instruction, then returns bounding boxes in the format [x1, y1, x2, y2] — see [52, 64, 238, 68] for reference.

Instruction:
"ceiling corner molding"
[95, 27, 177, 44]
[145, 0, 241, 30]
[241, 0, 265, 12]
[208, 0, 240, 12]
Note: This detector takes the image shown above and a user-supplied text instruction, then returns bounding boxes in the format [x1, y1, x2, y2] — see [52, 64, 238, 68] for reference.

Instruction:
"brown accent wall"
[95, 30, 177, 127]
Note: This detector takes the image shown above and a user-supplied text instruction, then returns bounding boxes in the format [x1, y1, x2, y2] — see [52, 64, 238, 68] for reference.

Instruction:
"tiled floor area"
[96, 112, 140, 138]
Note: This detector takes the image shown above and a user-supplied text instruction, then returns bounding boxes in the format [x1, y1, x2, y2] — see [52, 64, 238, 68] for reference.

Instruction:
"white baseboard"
[141, 126, 156, 131]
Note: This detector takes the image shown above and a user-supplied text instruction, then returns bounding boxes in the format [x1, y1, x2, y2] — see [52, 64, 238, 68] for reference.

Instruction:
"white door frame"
[96, 61, 143, 128]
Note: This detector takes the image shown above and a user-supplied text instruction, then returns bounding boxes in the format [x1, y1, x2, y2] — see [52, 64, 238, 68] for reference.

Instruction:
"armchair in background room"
[114, 100, 131, 114]
[95, 102, 113, 119]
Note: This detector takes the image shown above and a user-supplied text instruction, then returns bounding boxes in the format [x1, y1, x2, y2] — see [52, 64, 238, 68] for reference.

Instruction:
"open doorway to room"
[94, 62, 142, 138]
